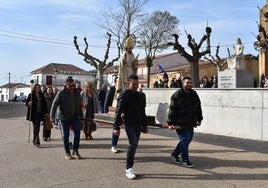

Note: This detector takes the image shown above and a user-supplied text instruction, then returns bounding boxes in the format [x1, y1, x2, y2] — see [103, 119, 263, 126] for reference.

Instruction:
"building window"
[46, 76, 53, 86]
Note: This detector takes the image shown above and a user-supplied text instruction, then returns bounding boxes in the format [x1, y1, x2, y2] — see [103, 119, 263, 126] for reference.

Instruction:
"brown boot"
[88, 132, 93, 140]
[84, 132, 89, 140]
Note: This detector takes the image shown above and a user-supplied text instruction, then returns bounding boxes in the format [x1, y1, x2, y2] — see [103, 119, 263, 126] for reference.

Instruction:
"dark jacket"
[50, 87, 83, 121]
[44, 92, 55, 111]
[98, 89, 107, 106]
[167, 88, 203, 128]
[26, 92, 48, 122]
[104, 86, 116, 113]
[113, 89, 146, 130]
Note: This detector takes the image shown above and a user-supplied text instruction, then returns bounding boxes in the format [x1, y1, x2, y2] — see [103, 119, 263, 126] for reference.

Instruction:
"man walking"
[113, 75, 148, 179]
[167, 76, 203, 168]
[50, 76, 83, 160]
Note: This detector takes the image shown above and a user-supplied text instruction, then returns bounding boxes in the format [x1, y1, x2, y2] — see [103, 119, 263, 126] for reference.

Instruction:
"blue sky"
[0, 0, 265, 85]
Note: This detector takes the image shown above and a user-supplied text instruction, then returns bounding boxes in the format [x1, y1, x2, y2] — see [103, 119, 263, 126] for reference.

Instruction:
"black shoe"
[72, 151, 81, 159]
[181, 160, 194, 168]
[170, 153, 180, 164]
[65, 153, 73, 160]
[35, 144, 40, 148]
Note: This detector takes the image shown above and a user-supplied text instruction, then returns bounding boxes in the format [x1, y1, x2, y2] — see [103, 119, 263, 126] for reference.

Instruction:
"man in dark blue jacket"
[50, 76, 83, 160]
[113, 74, 148, 180]
[167, 76, 203, 168]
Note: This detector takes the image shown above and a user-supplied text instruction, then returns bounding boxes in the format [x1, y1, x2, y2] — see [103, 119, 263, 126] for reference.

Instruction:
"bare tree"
[169, 26, 212, 87]
[73, 33, 120, 89]
[137, 11, 178, 87]
[97, 0, 148, 51]
[204, 45, 227, 71]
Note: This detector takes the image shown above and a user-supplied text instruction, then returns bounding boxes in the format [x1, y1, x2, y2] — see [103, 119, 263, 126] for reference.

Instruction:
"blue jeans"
[60, 116, 81, 154]
[112, 132, 119, 147]
[173, 127, 194, 161]
[100, 105, 105, 113]
[124, 125, 141, 169]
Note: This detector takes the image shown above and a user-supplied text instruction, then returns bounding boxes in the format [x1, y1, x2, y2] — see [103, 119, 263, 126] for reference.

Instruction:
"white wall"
[143, 88, 268, 141]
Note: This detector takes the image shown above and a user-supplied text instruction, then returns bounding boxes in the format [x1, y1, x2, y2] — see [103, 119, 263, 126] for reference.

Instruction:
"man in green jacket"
[50, 76, 83, 160]
[167, 76, 203, 168]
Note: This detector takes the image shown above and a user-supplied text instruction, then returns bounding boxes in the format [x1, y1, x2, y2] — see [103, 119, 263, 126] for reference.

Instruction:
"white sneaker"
[125, 168, 136, 179]
[111, 146, 119, 153]
[129, 167, 137, 175]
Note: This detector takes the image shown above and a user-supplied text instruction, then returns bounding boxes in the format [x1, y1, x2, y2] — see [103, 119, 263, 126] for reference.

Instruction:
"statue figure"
[116, 36, 139, 93]
[227, 38, 245, 70]
[112, 36, 139, 107]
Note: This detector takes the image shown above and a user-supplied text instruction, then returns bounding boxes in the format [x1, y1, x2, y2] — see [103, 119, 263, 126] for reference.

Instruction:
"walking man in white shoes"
[113, 75, 148, 179]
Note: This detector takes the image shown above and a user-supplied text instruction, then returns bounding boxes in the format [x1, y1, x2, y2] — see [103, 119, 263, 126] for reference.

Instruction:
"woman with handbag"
[81, 82, 98, 140]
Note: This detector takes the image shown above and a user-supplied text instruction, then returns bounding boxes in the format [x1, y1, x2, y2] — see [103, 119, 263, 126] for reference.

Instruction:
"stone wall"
[143, 88, 268, 141]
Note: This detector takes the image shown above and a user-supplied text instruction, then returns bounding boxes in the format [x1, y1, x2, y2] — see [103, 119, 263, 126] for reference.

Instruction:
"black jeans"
[32, 112, 41, 145]
[124, 124, 142, 169]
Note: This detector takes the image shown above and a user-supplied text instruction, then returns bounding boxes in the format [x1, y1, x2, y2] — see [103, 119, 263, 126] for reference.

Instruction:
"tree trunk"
[190, 61, 200, 88]
[146, 65, 151, 88]
[97, 69, 104, 90]
[146, 58, 153, 88]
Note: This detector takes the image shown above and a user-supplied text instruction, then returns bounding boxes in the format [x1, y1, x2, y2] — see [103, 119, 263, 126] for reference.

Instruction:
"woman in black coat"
[26, 84, 48, 147]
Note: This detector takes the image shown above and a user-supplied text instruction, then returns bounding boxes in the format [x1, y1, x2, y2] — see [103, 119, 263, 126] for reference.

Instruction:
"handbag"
[45, 119, 53, 130]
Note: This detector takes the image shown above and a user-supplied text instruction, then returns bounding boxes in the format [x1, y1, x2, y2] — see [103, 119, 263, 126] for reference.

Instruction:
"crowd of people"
[25, 74, 203, 180]
[25, 35, 204, 180]
[153, 72, 218, 89]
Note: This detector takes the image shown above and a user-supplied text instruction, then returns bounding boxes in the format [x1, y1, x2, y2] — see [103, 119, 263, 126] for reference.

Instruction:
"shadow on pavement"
[149, 127, 268, 155]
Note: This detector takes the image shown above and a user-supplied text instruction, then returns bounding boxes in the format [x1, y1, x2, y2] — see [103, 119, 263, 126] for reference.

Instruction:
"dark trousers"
[173, 127, 194, 161]
[60, 116, 80, 154]
[111, 132, 119, 147]
[32, 113, 41, 145]
[124, 124, 141, 169]
[42, 120, 51, 139]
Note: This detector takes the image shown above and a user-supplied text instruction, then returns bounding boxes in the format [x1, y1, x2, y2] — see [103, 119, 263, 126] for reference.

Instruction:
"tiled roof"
[0, 83, 29, 88]
[31, 63, 89, 75]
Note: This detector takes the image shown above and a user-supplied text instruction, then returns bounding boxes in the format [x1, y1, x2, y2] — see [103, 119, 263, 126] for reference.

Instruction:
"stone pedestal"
[218, 69, 254, 88]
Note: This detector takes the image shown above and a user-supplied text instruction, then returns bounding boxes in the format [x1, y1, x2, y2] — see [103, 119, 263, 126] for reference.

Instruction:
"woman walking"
[26, 84, 48, 147]
[43, 86, 55, 141]
[81, 82, 98, 140]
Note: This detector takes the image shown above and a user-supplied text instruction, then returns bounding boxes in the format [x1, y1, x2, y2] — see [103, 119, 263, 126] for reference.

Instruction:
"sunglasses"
[86, 85, 92, 88]
[69, 85, 75, 87]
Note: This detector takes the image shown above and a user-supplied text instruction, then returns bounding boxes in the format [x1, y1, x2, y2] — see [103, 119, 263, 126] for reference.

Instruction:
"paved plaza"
[0, 102, 267, 188]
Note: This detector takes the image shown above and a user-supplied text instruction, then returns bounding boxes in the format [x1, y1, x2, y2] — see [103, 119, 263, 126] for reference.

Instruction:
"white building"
[30, 63, 94, 89]
[0, 83, 30, 102]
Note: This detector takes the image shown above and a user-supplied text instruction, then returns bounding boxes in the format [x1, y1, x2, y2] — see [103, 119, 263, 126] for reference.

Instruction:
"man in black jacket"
[167, 76, 203, 168]
[113, 74, 148, 180]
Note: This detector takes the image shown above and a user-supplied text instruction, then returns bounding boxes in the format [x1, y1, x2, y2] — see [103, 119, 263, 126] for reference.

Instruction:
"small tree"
[169, 27, 212, 87]
[204, 45, 227, 71]
[73, 33, 120, 89]
[98, 0, 148, 52]
[137, 11, 178, 87]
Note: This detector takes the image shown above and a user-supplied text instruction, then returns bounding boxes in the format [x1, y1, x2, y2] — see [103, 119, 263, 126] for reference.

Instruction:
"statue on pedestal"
[227, 38, 245, 70]
[112, 35, 139, 107]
